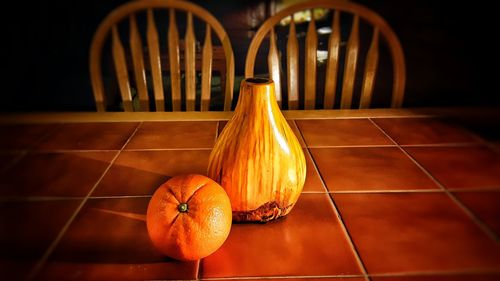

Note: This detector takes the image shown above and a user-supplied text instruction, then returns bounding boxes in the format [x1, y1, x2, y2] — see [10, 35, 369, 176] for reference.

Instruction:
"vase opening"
[245, 77, 272, 84]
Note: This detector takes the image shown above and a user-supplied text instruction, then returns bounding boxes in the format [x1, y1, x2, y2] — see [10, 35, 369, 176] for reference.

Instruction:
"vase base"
[232, 201, 292, 223]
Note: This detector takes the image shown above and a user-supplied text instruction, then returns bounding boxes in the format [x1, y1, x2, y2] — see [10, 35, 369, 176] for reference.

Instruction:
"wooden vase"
[208, 78, 306, 222]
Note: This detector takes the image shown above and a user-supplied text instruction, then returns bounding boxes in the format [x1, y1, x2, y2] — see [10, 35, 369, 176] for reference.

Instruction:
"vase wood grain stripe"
[208, 78, 306, 222]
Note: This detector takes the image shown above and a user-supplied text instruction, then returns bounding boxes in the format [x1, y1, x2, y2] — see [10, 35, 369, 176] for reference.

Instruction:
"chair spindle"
[324, 10, 340, 109]
[201, 24, 213, 111]
[111, 25, 133, 112]
[340, 15, 359, 109]
[304, 9, 317, 109]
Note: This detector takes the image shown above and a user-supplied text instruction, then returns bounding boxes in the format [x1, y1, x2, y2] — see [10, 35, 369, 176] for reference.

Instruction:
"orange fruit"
[146, 174, 232, 261]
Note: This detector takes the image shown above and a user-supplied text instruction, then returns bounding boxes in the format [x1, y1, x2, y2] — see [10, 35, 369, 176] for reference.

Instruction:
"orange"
[146, 174, 232, 261]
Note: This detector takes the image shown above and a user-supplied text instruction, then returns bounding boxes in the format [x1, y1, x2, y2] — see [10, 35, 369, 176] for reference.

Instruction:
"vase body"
[208, 78, 306, 222]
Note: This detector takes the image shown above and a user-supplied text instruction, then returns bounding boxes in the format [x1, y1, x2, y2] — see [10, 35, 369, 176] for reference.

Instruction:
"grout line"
[28, 149, 121, 153]
[368, 269, 500, 277]
[0, 149, 30, 153]
[308, 144, 396, 148]
[215, 120, 220, 140]
[123, 147, 214, 151]
[308, 143, 486, 149]
[291, 120, 307, 148]
[25, 121, 144, 281]
[328, 189, 444, 194]
[451, 122, 500, 151]
[400, 143, 481, 147]
[369, 118, 499, 242]
[87, 195, 153, 199]
[200, 274, 366, 280]
[467, 131, 500, 156]
[3, 187, 496, 203]
[5, 142, 491, 154]
[0, 151, 28, 174]
[196, 259, 201, 281]
[365, 115, 435, 119]
[487, 142, 500, 154]
[295, 124, 370, 280]
[447, 186, 500, 192]
[6, 148, 215, 154]
[197, 268, 500, 280]
[0, 124, 61, 174]
[293, 115, 436, 121]
[4, 188, 476, 203]
[28, 123, 62, 150]
[26, 148, 214, 153]
[0, 196, 86, 202]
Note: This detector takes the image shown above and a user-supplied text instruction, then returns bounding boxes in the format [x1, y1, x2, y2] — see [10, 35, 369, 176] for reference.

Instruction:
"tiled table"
[0, 110, 499, 281]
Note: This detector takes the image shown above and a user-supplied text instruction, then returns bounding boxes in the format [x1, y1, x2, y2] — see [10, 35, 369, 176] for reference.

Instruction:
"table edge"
[0, 107, 498, 123]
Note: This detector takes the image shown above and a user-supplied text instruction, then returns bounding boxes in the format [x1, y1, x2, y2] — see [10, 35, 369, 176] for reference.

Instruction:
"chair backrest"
[90, 0, 235, 112]
[245, 0, 405, 109]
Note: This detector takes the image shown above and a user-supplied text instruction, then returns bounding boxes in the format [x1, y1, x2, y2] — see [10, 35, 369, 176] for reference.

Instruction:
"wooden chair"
[245, 0, 405, 109]
[90, 0, 235, 112]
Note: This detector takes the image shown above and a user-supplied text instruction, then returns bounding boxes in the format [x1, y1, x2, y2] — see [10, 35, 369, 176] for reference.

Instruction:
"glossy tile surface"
[37, 198, 198, 280]
[454, 191, 500, 236]
[288, 120, 307, 147]
[0, 124, 56, 150]
[37, 123, 138, 150]
[92, 150, 211, 196]
[125, 121, 217, 149]
[406, 146, 500, 189]
[0, 152, 116, 197]
[0, 200, 81, 280]
[201, 193, 362, 278]
[296, 119, 392, 146]
[493, 142, 500, 149]
[371, 275, 500, 281]
[334, 193, 500, 274]
[1, 116, 499, 280]
[302, 148, 324, 192]
[373, 118, 479, 145]
[208, 278, 365, 281]
[311, 147, 437, 191]
[0, 261, 36, 281]
[0, 152, 22, 172]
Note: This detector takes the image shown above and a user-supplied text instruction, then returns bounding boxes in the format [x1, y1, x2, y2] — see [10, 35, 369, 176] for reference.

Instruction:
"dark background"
[2, 0, 498, 112]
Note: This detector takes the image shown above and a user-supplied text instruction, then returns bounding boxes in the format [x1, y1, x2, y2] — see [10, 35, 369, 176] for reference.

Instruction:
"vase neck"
[235, 79, 279, 115]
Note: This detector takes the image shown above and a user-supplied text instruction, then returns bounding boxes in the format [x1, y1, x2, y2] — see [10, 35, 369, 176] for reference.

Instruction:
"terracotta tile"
[0, 260, 36, 281]
[334, 193, 500, 274]
[37, 122, 138, 150]
[493, 142, 500, 149]
[0, 152, 23, 172]
[0, 124, 56, 150]
[92, 150, 211, 196]
[209, 276, 366, 281]
[372, 275, 500, 281]
[310, 147, 437, 191]
[373, 118, 479, 145]
[289, 120, 307, 147]
[216, 120, 228, 136]
[125, 121, 217, 149]
[36, 198, 197, 280]
[217, 120, 306, 147]
[406, 146, 500, 189]
[201, 193, 362, 278]
[0, 151, 116, 197]
[0, 200, 81, 280]
[454, 191, 500, 236]
[296, 119, 392, 146]
[302, 148, 324, 192]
